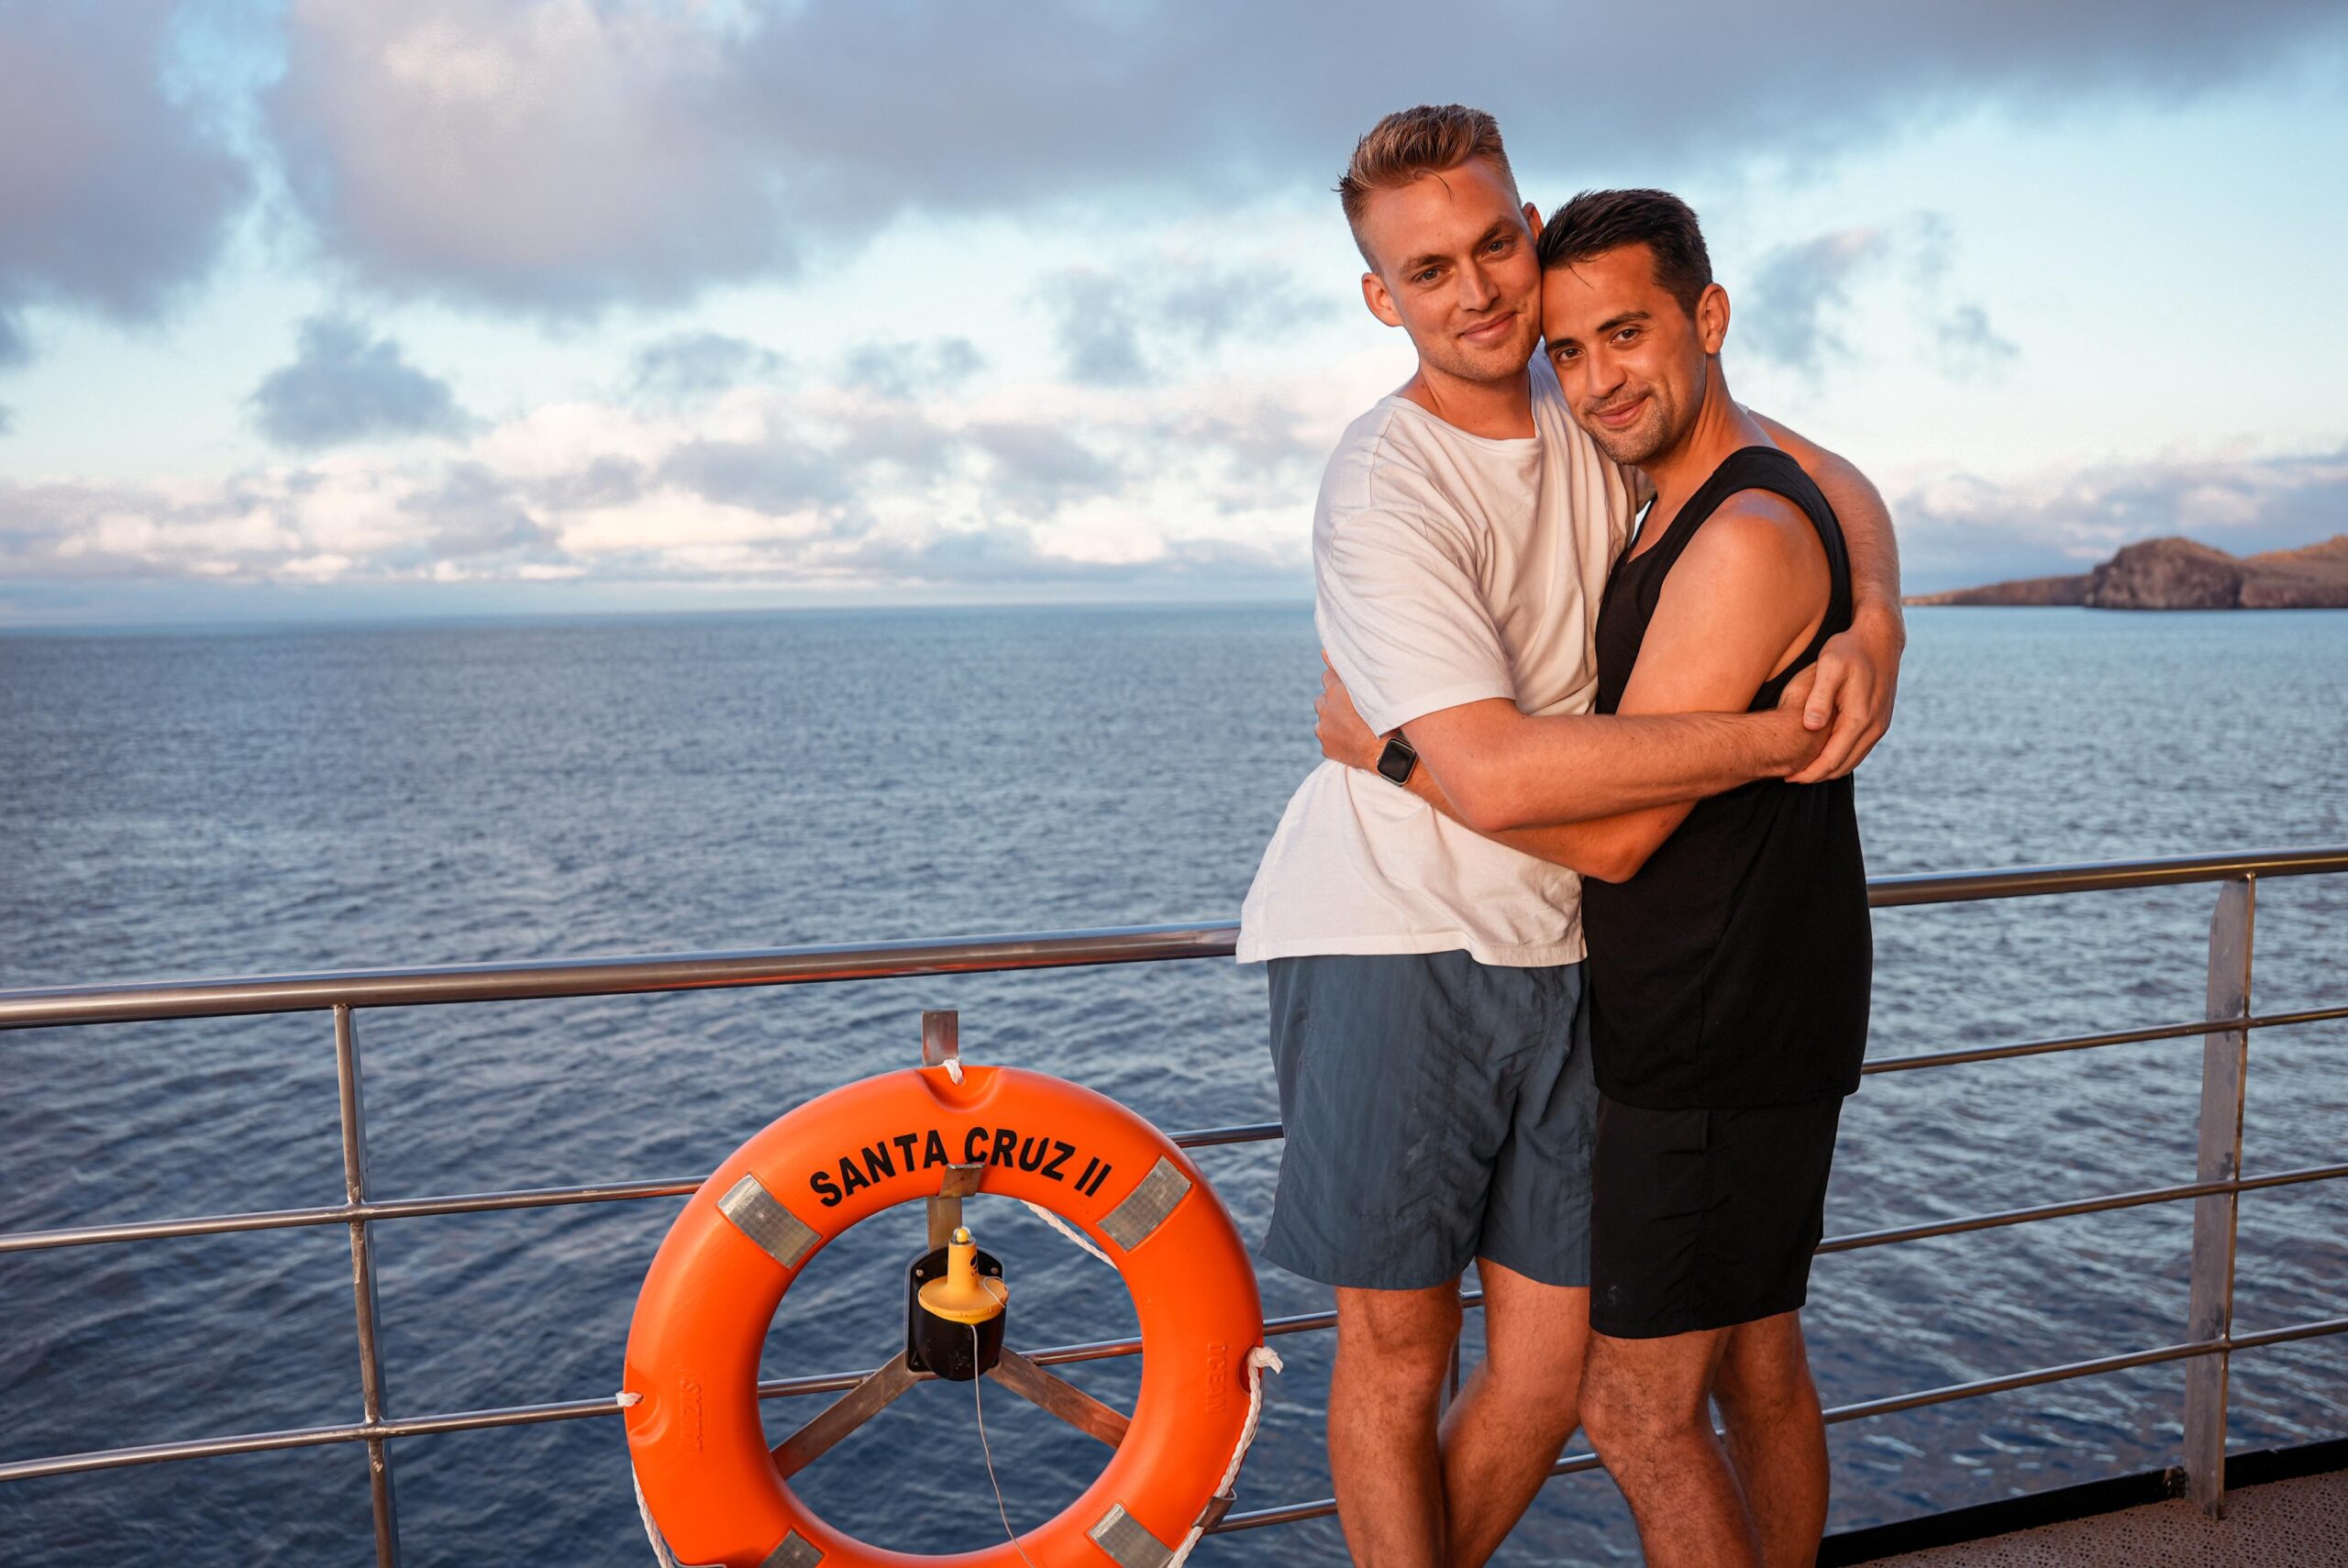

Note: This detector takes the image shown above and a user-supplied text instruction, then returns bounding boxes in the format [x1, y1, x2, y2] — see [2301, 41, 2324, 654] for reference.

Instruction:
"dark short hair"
[1535, 189, 1711, 317]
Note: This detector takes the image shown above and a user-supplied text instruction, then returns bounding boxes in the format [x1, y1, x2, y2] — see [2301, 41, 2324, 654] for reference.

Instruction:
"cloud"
[628, 331, 787, 402]
[1739, 216, 2017, 381]
[249, 315, 472, 448]
[1041, 270, 1149, 386]
[0, 0, 251, 359]
[1935, 303, 2019, 377]
[841, 337, 985, 401]
[1039, 262, 1336, 384]
[0, 404, 13, 438]
[257, 0, 2348, 314]
[1160, 262, 1337, 349]
[1741, 228, 1889, 374]
[397, 461, 560, 562]
[1900, 445, 2348, 589]
[969, 423, 1123, 512]
[0, 370, 1335, 598]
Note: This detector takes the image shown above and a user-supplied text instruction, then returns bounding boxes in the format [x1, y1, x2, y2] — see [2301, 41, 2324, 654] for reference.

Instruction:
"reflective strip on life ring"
[623, 1065, 1267, 1568]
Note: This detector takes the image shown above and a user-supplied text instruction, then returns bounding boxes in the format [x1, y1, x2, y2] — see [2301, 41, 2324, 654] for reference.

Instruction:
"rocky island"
[1909, 535, 2348, 609]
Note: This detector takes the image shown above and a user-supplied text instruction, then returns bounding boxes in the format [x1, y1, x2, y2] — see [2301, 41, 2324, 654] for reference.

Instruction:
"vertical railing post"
[335, 1004, 401, 1565]
[2182, 875, 2254, 1515]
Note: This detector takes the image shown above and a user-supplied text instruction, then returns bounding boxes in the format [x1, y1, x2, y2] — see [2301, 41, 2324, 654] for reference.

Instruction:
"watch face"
[1376, 738, 1416, 785]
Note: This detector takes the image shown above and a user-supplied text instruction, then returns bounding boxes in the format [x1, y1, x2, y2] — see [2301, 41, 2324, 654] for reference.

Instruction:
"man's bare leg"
[1437, 1263, 1589, 1568]
[1583, 1326, 1761, 1568]
[1713, 1311, 1829, 1568]
[1330, 1282, 1461, 1567]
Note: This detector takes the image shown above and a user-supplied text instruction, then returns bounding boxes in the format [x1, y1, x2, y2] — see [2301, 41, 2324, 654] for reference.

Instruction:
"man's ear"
[1362, 271, 1403, 329]
[1523, 200, 1542, 235]
[1697, 282, 1731, 355]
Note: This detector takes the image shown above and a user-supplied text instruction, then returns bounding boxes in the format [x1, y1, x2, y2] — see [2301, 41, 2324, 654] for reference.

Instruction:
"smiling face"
[1355, 156, 1544, 388]
[1541, 241, 1727, 466]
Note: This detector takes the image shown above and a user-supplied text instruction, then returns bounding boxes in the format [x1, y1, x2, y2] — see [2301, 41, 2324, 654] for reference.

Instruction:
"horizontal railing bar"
[1211, 1314, 2348, 1534]
[0, 1396, 627, 1482]
[0, 1293, 1489, 1484]
[1822, 1315, 2348, 1424]
[0, 1178, 705, 1255]
[0, 1121, 1290, 1256]
[8, 1084, 2338, 1256]
[6, 847, 2341, 1032]
[0, 924, 1244, 1032]
[1862, 1004, 2348, 1076]
[1858, 845, 2347, 908]
[1169, 1121, 1284, 1148]
[1819, 1161, 2348, 1253]
[8, 1305, 2341, 1491]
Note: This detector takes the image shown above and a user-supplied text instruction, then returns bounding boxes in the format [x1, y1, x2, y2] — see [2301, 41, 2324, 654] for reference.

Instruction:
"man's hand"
[1315, 656, 1383, 771]
[1787, 605, 1902, 784]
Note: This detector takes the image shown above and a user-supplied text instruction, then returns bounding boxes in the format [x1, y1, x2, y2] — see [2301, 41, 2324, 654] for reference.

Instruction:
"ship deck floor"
[1867, 1468, 2348, 1566]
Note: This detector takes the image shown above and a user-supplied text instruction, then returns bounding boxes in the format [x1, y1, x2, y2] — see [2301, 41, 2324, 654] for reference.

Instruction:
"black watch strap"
[1375, 734, 1418, 787]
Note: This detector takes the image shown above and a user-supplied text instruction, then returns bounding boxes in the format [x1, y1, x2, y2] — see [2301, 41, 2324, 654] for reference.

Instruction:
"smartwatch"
[1375, 734, 1418, 787]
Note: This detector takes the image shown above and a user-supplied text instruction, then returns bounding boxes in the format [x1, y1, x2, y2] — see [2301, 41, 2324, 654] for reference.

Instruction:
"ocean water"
[1, 603, 2344, 1565]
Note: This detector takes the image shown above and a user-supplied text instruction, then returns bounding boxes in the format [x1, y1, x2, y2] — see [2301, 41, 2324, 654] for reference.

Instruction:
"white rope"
[630, 1452, 682, 1568]
[1022, 1200, 1114, 1266]
[1168, 1346, 1283, 1567]
[944, 1058, 964, 1084]
[971, 1323, 1047, 1568]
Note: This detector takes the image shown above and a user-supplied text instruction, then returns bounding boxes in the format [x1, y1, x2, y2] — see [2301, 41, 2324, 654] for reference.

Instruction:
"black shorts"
[1589, 1092, 1844, 1340]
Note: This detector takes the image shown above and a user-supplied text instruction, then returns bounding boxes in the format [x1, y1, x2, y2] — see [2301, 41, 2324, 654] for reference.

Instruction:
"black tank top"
[1580, 446, 1872, 1109]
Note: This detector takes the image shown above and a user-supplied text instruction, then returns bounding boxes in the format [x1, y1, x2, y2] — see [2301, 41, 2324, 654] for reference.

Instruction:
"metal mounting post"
[2183, 876, 2254, 1516]
[922, 1011, 979, 1248]
[335, 1004, 401, 1566]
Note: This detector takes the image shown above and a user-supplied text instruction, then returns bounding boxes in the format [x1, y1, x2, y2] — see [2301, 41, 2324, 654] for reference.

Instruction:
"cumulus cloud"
[1741, 228, 1890, 375]
[1041, 270, 1149, 387]
[1900, 446, 2348, 589]
[841, 337, 985, 401]
[0, 366, 1336, 598]
[1935, 303, 2020, 378]
[249, 315, 472, 448]
[255, 0, 2348, 313]
[1739, 216, 2016, 381]
[1039, 262, 1335, 385]
[628, 331, 787, 402]
[969, 423, 1124, 513]
[0, 0, 250, 357]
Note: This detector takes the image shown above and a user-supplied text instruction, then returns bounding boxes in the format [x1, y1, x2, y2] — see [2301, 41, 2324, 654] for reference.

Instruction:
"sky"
[1, 0, 2345, 625]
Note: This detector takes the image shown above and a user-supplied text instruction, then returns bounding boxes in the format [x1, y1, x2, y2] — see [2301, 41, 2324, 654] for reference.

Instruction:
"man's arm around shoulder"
[1399, 495, 1828, 834]
[1749, 413, 1904, 780]
[1330, 492, 1832, 877]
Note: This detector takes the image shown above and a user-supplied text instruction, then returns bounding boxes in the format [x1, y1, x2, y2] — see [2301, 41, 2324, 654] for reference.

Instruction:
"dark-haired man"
[1243, 105, 1900, 1568]
[1315, 188, 1873, 1568]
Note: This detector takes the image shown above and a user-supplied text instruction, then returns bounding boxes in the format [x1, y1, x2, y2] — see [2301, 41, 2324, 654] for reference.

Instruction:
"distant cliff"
[1910, 535, 2348, 609]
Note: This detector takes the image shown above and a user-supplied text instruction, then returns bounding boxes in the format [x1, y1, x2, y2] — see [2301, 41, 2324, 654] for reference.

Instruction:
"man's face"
[1541, 242, 1722, 466]
[1357, 158, 1543, 386]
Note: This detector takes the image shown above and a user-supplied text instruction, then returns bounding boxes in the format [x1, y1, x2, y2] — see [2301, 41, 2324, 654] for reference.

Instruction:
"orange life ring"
[624, 1062, 1268, 1567]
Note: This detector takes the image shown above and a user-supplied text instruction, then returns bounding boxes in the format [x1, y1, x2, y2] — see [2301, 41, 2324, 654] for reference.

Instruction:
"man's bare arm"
[1318, 499, 1831, 870]
[1753, 414, 1902, 621]
[1318, 673, 1688, 878]
[1397, 696, 1821, 834]
[1748, 412, 1904, 780]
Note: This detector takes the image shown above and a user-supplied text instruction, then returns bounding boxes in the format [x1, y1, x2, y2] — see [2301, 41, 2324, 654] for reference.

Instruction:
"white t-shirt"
[1237, 357, 1636, 968]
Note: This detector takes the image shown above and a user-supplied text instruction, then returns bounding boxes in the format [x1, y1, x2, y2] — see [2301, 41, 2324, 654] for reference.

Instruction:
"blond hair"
[1337, 105, 1516, 268]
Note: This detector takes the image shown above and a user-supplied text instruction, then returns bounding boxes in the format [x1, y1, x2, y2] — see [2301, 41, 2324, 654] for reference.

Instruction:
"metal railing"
[2, 845, 2345, 1560]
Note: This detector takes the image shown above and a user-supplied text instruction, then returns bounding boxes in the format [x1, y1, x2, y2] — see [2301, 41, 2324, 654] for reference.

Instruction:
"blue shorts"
[1260, 951, 1597, 1291]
